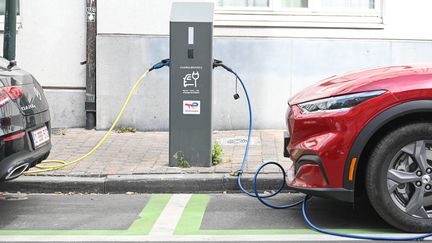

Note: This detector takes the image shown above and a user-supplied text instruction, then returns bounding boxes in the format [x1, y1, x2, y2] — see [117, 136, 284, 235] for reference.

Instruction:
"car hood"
[289, 65, 432, 105]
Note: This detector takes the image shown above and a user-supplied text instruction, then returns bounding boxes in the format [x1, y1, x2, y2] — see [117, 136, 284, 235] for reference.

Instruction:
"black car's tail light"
[0, 86, 23, 107]
[3, 131, 25, 141]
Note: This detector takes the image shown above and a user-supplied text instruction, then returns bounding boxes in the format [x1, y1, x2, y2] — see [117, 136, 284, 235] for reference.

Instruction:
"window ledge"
[214, 10, 383, 29]
[0, 16, 22, 31]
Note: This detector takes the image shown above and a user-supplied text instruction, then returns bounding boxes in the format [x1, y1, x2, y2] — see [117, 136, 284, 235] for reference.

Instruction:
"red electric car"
[284, 65, 432, 232]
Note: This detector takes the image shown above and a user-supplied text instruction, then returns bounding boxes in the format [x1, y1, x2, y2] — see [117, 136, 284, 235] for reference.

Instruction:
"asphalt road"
[0, 193, 426, 243]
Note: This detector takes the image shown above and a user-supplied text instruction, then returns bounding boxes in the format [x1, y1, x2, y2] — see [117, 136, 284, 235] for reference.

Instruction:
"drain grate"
[219, 136, 260, 145]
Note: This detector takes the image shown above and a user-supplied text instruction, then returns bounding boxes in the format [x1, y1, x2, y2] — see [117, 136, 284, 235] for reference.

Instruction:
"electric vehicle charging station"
[169, 2, 214, 167]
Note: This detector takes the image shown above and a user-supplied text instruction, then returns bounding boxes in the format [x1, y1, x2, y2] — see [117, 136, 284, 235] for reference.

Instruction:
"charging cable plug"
[149, 59, 170, 72]
[233, 77, 240, 100]
[213, 59, 233, 73]
[214, 59, 240, 100]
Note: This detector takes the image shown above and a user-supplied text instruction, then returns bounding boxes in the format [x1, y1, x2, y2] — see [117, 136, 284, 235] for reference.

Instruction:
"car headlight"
[298, 90, 386, 114]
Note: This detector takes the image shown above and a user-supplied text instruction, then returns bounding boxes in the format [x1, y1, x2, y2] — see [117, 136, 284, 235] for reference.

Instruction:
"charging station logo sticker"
[183, 71, 199, 88]
[183, 100, 200, 115]
[181, 68, 201, 95]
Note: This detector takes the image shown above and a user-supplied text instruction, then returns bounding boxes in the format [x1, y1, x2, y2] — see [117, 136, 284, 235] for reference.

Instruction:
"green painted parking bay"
[175, 194, 398, 235]
[0, 194, 170, 235]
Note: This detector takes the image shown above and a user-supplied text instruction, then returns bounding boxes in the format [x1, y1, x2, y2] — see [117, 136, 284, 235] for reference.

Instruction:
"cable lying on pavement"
[24, 60, 170, 174]
[214, 60, 432, 241]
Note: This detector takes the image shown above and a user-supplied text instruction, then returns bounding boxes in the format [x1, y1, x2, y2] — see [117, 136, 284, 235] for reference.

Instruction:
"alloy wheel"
[387, 140, 432, 218]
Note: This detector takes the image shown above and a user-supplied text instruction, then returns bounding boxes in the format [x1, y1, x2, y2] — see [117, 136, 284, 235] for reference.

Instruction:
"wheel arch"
[344, 100, 432, 197]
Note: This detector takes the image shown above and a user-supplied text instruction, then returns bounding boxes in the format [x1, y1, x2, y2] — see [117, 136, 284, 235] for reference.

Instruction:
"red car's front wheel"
[366, 122, 432, 232]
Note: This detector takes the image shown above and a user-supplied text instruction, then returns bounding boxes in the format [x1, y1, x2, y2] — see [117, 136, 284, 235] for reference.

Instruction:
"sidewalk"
[41, 128, 291, 176]
[1, 129, 293, 193]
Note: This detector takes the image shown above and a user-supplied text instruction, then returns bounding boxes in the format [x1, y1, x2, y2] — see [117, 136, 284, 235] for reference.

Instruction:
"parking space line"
[174, 194, 397, 236]
[175, 194, 209, 235]
[0, 194, 172, 236]
[149, 194, 192, 236]
[128, 194, 172, 235]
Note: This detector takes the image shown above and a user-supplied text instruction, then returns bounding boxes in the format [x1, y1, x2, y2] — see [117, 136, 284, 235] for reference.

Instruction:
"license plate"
[31, 126, 49, 148]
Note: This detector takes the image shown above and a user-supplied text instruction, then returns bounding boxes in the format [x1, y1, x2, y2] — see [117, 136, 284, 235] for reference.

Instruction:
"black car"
[0, 58, 51, 182]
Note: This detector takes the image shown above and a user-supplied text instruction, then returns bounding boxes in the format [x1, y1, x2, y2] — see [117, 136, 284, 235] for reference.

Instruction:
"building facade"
[8, 0, 432, 130]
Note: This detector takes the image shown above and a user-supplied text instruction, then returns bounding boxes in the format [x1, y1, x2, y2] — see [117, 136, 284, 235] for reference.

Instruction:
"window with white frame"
[0, 0, 21, 30]
[0, 0, 20, 15]
[215, 0, 383, 29]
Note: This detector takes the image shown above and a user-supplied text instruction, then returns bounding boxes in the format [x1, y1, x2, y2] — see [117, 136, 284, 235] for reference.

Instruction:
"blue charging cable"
[214, 60, 432, 241]
[233, 73, 286, 199]
[301, 195, 432, 241]
[213, 60, 304, 204]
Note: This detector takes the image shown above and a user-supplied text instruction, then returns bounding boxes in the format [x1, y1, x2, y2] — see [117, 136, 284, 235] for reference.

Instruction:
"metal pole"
[3, 0, 17, 61]
[85, 0, 97, 129]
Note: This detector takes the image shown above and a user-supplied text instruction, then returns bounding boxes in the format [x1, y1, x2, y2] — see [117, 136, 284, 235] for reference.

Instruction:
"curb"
[0, 174, 288, 194]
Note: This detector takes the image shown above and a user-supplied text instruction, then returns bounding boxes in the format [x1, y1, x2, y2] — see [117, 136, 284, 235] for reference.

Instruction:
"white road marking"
[149, 193, 192, 236]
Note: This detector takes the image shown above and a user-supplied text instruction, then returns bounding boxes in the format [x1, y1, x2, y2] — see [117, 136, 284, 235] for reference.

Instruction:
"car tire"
[366, 122, 432, 232]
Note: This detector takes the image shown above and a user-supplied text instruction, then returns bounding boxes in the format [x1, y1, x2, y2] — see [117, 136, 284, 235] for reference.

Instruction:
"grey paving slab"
[200, 194, 392, 230]
[0, 194, 150, 230]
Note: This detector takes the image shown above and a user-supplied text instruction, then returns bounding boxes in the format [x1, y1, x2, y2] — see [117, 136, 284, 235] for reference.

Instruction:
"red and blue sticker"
[183, 100, 200, 115]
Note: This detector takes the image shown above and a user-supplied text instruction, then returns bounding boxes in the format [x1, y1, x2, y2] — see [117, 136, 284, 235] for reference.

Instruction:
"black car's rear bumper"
[0, 142, 50, 181]
[0, 110, 51, 182]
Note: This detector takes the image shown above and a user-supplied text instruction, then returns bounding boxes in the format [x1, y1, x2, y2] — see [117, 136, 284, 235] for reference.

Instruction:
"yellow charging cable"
[24, 70, 150, 174]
